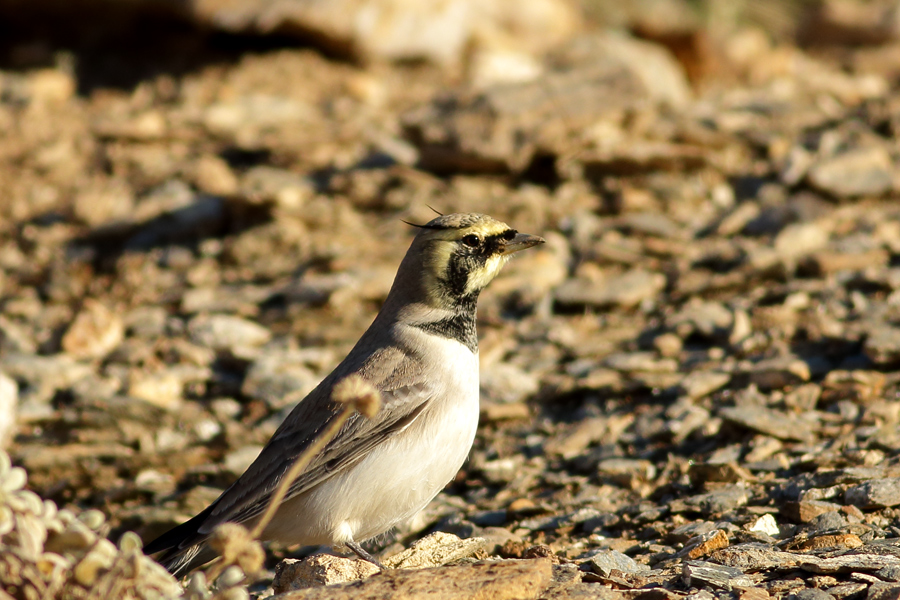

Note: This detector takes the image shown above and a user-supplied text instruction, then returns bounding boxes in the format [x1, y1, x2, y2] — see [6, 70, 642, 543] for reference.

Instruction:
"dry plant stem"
[204, 399, 358, 585]
[250, 404, 356, 539]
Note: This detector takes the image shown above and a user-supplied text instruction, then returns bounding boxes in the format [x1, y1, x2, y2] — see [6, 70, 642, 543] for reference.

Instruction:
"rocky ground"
[4, 0, 900, 598]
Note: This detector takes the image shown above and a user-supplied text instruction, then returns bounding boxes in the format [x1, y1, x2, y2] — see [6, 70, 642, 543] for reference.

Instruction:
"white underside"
[262, 333, 480, 546]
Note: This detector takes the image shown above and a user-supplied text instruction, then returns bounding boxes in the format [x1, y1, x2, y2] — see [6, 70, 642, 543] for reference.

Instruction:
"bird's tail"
[143, 505, 219, 576]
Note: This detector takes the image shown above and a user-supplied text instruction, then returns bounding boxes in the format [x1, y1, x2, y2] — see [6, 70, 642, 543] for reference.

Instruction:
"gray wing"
[199, 379, 434, 534]
[195, 345, 434, 536]
[144, 343, 436, 566]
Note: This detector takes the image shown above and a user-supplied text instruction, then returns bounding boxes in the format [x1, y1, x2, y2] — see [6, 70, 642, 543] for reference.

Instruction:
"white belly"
[265, 338, 480, 546]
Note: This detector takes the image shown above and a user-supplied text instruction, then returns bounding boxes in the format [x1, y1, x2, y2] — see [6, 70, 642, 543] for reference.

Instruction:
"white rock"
[749, 514, 779, 537]
[0, 373, 18, 450]
[61, 299, 125, 360]
[188, 314, 272, 353]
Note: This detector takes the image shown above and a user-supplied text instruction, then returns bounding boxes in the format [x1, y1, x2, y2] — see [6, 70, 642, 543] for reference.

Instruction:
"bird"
[144, 212, 545, 575]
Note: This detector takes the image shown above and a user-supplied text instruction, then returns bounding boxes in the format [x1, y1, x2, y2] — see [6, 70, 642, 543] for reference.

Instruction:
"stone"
[242, 351, 323, 409]
[191, 154, 239, 197]
[802, 249, 889, 276]
[61, 299, 125, 360]
[788, 589, 835, 600]
[865, 327, 900, 365]
[720, 405, 815, 442]
[223, 445, 264, 477]
[748, 356, 811, 390]
[808, 147, 893, 199]
[845, 478, 900, 508]
[273, 555, 380, 592]
[127, 187, 226, 249]
[188, 314, 272, 353]
[192, 0, 578, 66]
[604, 352, 677, 373]
[240, 166, 314, 212]
[480, 363, 540, 404]
[127, 371, 184, 410]
[785, 501, 842, 523]
[867, 583, 900, 600]
[680, 371, 730, 399]
[554, 269, 665, 309]
[774, 223, 830, 262]
[680, 529, 730, 560]
[272, 558, 553, 600]
[1, 353, 92, 405]
[0, 372, 17, 449]
[669, 301, 733, 340]
[583, 549, 649, 576]
[671, 486, 749, 517]
[73, 178, 136, 227]
[749, 514, 780, 537]
[384, 532, 487, 569]
[682, 560, 754, 591]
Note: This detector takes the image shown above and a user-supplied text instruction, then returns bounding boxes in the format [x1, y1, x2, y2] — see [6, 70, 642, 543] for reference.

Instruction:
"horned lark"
[144, 212, 544, 575]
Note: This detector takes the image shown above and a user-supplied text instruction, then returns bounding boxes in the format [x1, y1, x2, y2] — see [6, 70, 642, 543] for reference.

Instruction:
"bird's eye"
[502, 229, 517, 241]
[461, 234, 481, 247]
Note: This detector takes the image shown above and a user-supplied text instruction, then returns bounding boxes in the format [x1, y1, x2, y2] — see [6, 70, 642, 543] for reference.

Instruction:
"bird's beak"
[501, 233, 545, 255]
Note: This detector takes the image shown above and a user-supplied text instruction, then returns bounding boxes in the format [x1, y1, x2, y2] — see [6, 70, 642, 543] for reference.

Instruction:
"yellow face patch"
[464, 253, 510, 296]
[416, 217, 515, 306]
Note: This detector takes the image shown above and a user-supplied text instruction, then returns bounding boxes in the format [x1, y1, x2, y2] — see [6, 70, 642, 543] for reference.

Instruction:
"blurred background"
[3, 0, 900, 596]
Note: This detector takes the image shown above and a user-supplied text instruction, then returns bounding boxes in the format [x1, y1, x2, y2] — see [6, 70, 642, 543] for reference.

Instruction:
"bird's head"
[396, 213, 545, 309]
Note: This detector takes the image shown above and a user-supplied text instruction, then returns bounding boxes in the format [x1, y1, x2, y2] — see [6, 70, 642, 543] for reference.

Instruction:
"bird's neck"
[406, 296, 479, 353]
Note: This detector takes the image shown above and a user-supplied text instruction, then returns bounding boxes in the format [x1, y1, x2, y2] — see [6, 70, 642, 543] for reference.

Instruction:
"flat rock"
[272, 558, 553, 600]
[480, 362, 540, 404]
[668, 301, 733, 340]
[583, 549, 650, 576]
[672, 485, 749, 516]
[682, 560, 754, 591]
[242, 351, 323, 409]
[0, 372, 17, 449]
[864, 327, 900, 365]
[868, 583, 900, 600]
[680, 371, 731, 399]
[192, 0, 577, 66]
[712, 543, 803, 571]
[223, 445, 264, 477]
[384, 532, 487, 569]
[61, 299, 125, 359]
[808, 147, 894, 199]
[680, 529, 730, 559]
[845, 479, 900, 508]
[127, 371, 185, 410]
[555, 269, 665, 310]
[719, 405, 816, 442]
[273, 555, 380, 593]
[1, 353, 93, 405]
[187, 314, 272, 353]
[748, 356, 811, 390]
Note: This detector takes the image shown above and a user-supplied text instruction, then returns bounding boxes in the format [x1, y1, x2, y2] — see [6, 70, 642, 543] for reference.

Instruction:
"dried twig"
[250, 375, 381, 538]
[200, 376, 382, 591]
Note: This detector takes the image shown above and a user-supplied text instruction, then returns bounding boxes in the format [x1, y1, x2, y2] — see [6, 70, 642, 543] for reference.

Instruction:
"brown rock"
[682, 529, 730, 560]
[868, 582, 900, 600]
[794, 534, 863, 552]
[272, 555, 380, 593]
[801, 249, 890, 276]
[383, 532, 487, 569]
[61, 299, 125, 360]
[719, 405, 816, 442]
[272, 558, 553, 600]
[845, 478, 900, 508]
[784, 501, 842, 523]
[807, 147, 894, 200]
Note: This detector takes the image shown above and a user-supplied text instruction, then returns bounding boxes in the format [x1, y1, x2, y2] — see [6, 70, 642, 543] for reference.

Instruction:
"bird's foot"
[346, 540, 387, 570]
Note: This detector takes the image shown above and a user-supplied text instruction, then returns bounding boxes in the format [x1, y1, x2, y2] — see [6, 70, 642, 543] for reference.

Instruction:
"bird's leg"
[346, 541, 387, 569]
